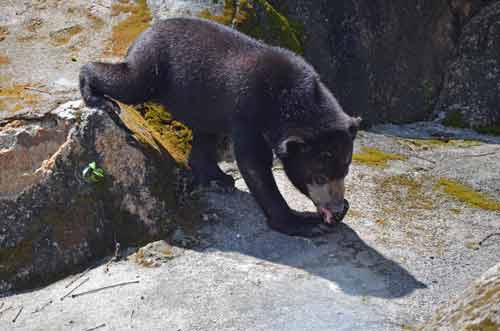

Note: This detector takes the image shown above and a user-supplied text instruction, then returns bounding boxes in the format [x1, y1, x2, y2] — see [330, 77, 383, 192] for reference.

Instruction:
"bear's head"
[275, 79, 361, 224]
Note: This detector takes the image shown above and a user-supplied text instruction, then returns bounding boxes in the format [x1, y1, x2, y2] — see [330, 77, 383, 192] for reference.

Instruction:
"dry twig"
[84, 323, 106, 331]
[31, 300, 53, 314]
[461, 148, 500, 158]
[65, 268, 91, 288]
[23, 86, 51, 95]
[12, 306, 23, 323]
[104, 242, 121, 273]
[0, 305, 13, 317]
[72, 280, 140, 298]
[61, 277, 90, 301]
[479, 232, 500, 246]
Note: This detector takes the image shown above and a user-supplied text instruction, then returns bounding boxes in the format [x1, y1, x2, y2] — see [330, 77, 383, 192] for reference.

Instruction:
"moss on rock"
[443, 112, 500, 136]
[436, 178, 500, 211]
[199, 0, 304, 54]
[120, 102, 192, 164]
[477, 123, 500, 136]
[353, 147, 407, 167]
[401, 138, 481, 149]
[443, 111, 468, 129]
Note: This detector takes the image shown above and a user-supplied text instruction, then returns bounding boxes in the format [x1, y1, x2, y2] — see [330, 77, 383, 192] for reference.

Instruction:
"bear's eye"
[312, 175, 328, 185]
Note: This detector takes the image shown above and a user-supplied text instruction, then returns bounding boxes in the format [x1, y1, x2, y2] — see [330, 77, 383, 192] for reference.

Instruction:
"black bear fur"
[80, 17, 360, 237]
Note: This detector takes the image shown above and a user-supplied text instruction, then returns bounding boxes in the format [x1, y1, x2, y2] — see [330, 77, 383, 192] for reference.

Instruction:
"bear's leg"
[233, 126, 334, 237]
[189, 131, 235, 189]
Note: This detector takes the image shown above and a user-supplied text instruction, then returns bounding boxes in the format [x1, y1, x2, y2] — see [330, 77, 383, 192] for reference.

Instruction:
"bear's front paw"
[268, 212, 337, 238]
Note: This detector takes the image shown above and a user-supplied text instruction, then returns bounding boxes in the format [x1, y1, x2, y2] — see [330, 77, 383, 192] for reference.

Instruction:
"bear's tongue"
[318, 207, 334, 224]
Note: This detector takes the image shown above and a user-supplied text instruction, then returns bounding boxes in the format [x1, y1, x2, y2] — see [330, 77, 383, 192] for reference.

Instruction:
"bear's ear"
[276, 136, 305, 157]
[349, 116, 362, 138]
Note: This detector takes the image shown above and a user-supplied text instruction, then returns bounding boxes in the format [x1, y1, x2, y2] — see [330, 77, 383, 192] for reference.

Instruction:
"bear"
[79, 17, 361, 237]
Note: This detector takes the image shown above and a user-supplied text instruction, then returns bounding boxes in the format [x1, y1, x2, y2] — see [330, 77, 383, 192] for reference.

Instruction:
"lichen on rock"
[103, 0, 152, 58]
[49, 25, 83, 46]
[0, 100, 192, 294]
[199, 0, 304, 54]
[0, 83, 42, 113]
[353, 146, 407, 167]
[436, 178, 500, 212]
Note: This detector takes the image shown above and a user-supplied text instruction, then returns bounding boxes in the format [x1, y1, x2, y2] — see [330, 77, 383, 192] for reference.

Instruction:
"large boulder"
[436, 1, 500, 133]
[272, 0, 458, 124]
[423, 263, 500, 331]
[0, 101, 187, 294]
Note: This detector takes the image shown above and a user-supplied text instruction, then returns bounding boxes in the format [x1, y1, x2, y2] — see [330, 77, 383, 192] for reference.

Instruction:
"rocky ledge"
[0, 101, 188, 294]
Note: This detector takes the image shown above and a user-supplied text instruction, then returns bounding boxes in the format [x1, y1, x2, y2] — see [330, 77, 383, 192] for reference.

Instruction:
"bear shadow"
[196, 189, 427, 299]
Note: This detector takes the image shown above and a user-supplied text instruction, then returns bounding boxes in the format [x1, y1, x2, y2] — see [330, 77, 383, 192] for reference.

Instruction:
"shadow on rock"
[196, 189, 427, 299]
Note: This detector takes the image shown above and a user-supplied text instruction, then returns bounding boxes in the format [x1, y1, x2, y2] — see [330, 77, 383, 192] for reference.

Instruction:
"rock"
[133, 240, 179, 267]
[171, 228, 199, 248]
[150, 0, 304, 55]
[0, 101, 188, 294]
[436, 1, 500, 132]
[422, 263, 500, 331]
[147, 0, 500, 129]
[275, 0, 458, 124]
[147, 0, 224, 19]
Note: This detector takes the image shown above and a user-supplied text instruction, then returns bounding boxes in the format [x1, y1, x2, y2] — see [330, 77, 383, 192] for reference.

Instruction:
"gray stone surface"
[2, 123, 500, 330]
[148, 0, 223, 20]
[277, 0, 458, 124]
[423, 263, 500, 331]
[1, 1, 500, 330]
[436, 1, 500, 129]
[0, 0, 114, 119]
[0, 101, 180, 294]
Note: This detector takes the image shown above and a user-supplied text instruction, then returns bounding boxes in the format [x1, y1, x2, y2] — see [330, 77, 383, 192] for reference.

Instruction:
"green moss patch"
[478, 123, 500, 136]
[353, 147, 407, 167]
[401, 138, 481, 149]
[436, 178, 500, 211]
[443, 111, 467, 129]
[120, 102, 192, 164]
[443, 111, 500, 136]
[199, 0, 304, 54]
[140, 102, 192, 161]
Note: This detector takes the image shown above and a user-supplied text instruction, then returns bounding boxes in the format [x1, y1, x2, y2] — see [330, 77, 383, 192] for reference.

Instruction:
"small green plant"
[83, 161, 105, 183]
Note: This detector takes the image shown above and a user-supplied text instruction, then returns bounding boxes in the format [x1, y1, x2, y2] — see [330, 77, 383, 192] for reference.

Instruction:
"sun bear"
[79, 17, 361, 237]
